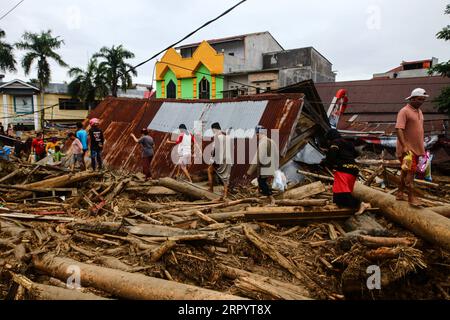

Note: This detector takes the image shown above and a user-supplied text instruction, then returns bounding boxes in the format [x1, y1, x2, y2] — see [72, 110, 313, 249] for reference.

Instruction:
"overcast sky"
[1, 0, 449, 85]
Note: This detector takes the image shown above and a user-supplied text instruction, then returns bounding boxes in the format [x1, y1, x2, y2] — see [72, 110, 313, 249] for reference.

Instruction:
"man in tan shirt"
[395, 88, 428, 206]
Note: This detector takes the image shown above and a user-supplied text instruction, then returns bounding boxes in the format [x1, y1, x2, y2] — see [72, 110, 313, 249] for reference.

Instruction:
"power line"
[126, 0, 247, 74]
[0, 0, 25, 21]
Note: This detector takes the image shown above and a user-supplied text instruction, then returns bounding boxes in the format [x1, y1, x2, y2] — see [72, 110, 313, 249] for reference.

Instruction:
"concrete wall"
[224, 74, 249, 92]
[263, 47, 312, 69]
[241, 33, 283, 73]
[248, 71, 279, 94]
[263, 47, 335, 84]
[278, 67, 314, 88]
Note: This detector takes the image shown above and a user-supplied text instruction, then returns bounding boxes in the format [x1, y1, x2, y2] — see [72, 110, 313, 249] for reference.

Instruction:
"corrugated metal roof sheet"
[88, 95, 305, 184]
[315, 76, 450, 136]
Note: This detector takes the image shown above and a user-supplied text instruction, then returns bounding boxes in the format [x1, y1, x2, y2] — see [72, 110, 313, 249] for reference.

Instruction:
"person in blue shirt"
[76, 122, 88, 170]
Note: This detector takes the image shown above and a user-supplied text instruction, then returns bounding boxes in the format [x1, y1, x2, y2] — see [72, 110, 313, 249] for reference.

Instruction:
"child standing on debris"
[53, 145, 65, 164]
[322, 129, 370, 215]
[68, 132, 83, 170]
[130, 128, 155, 181]
[88, 118, 104, 171]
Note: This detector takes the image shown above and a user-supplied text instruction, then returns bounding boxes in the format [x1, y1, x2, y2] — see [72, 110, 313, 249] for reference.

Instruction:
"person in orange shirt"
[395, 88, 428, 206]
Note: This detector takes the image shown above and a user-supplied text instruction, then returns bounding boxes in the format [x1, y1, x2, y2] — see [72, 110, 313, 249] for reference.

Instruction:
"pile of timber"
[0, 158, 449, 300]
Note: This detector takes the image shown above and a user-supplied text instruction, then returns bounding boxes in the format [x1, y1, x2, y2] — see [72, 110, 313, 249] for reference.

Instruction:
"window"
[266, 87, 271, 92]
[13, 96, 33, 114]
[166, 80, 176, 98]
[256, 88, 261, 94]
[59, 98, 87, 110]
[199, 77, 210, 99]
[228, 52, 235, 56]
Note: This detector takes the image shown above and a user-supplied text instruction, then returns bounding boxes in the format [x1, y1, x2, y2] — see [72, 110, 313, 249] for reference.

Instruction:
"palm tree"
[93, 45, 137, 97]
[16, 30, 68, 128]
[0, 28, 16, 73]
[68, 58, 109, 110]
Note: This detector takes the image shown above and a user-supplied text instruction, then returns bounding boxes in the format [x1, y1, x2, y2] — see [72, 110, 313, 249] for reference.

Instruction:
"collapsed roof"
[87, 93, 328, 185]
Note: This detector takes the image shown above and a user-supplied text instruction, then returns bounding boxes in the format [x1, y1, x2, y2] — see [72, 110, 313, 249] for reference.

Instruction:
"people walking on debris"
[208, 122, 232, 199]
[76, 122, 89, 170]
[168, 124, 198, 183]
[395, 88, 427, 206]
[246, 125, 278, 197]
[88, 118, 104, 171]
[321, 129, 370, 214]
[131, 128, 155, 181]
[32, 132, 47, 162]
[68, 132, 84, 170]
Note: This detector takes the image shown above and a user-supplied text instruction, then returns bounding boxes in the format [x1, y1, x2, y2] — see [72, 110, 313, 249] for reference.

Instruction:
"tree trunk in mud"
[32, 254, 246, 300]
[352, 183, 450, 251]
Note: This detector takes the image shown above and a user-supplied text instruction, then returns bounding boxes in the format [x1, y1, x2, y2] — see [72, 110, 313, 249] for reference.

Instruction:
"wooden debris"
[33, 254, 246, 300]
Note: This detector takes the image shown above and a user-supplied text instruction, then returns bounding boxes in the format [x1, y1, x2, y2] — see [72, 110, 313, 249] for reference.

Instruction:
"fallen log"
[22, 171, 101, 189]
[150, 240, 176, 262]
[281, 181, 326, 200]
[33, 254, 246, 300]
[158, 177, 220, 201]
[10, 273, 110, 300]
[352, 183, 450, 251]
[358, 235, 415, 247]
[274, 199, 328, 207]
[430, 206, 450, 218]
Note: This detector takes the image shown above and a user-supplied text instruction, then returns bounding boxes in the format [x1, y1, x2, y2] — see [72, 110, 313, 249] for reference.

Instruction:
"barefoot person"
[168, 124, 200, 182]
[322, 129, 370, 214]
[208, 122, 232, 199]
[395, 88, 428, 206]
[131, 128, 155, 181]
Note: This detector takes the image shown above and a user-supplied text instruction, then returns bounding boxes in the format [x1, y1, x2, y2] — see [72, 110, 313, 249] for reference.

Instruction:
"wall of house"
[243, 33, 283, 72]
[278, 67, 314, 88]
[248, 71, 279, 94]
[263, 47, 312, 70]
[223, 74, 249, 93]
[42, 93, 88, 121]
[310, 48, 336, 83]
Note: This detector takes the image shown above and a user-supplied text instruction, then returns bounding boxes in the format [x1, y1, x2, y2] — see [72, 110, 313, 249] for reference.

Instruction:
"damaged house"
[87, 91, 329, 185]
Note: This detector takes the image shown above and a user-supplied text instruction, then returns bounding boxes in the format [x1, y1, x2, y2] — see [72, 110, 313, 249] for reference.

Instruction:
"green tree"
[0, 28, 16, 73]
[16, 30, 68, 128]
[68, 58, 109, 110]
[430, 4, 450, 115]
[93, 45, 137, 97]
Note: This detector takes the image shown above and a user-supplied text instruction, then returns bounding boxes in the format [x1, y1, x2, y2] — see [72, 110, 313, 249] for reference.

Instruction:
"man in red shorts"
[396, 88, 428, 206]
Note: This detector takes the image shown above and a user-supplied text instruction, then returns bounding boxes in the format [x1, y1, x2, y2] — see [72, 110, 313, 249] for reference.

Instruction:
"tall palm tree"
[93, 45, 137, 97]
[0, 28, 16, 73]
[16, 30, 68, 128]
[68, 58, 109, 110]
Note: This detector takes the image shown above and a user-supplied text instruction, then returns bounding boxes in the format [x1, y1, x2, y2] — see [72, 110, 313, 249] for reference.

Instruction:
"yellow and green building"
[156, 41, 224, 99]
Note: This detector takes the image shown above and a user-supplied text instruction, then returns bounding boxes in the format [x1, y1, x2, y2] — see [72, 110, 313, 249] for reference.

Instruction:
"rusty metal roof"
[315, 76, 450, 136]
[88, 94, 304, 184]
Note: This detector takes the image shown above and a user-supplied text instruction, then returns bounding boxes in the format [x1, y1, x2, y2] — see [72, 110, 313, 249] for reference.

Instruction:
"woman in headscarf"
[322, 129, 370, 214]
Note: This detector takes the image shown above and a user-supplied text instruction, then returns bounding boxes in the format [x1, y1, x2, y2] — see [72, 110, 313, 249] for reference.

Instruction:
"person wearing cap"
[321, 129, 371, 214]
[131, 128, 155, 180]
[88, 118, 104, 171]
[395, 88, 428, 206]
[76, 122, 88, 170]
[208, 122, 232, 199]
[246, 125, 279, 196]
